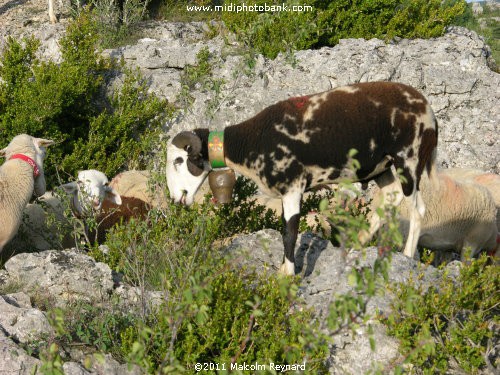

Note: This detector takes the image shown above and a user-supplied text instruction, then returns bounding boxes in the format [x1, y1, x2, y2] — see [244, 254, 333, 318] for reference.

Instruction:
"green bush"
[385, 255, 499, 373]
[0, 14, 104, 185]
[221, 0, 467, 59]
[60, 68, 172, 179]
[211, 176, 281, 238]
[121, 269, 329, 373]
[221, 0, 318, 59]
[84, 173, 329, 373]
[0, 12, 171, 187]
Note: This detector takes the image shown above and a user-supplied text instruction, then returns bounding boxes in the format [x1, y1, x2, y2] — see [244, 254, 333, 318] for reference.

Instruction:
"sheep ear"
[0, 147, 6, 157]
[60, 181, 78, 195]
[105, 186, 122, 205]
[35, 138, 56, 148]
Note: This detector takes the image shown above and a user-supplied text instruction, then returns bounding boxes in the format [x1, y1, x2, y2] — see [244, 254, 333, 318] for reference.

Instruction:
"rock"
[114, 284, 164, 314]
[0, 292, 54, 343]
[65, 352, 142, 375]
[3, 250, 114, 307]
[329, 322, 402, 375]
[225, 229, 447, 374]
[0, 329, 41, 375]
[63, 361, 92, 375]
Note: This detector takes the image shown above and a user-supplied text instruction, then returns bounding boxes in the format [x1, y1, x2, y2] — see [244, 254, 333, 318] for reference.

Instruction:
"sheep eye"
[174, 157, 184, 165]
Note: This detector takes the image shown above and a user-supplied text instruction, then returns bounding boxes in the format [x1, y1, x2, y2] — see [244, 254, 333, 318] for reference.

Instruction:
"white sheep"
[8, 170, 122, 252]
[0, 134, 55, 254]
[441, 168, 500, 229]
[368, 167, 498, 259]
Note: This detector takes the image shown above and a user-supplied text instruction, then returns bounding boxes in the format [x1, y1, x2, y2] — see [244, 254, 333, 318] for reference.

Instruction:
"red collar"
[9, 154, 40, 177]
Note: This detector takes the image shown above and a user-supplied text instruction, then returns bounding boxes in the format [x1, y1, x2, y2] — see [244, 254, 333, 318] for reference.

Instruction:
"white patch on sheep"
[271, 145, 295, 175]
[334, 85, 360, 95]
[403, 90, 426, 105]
[303, 91, 329, 123]
[274, 123, 314, 143]
[166, 143, 209, 206]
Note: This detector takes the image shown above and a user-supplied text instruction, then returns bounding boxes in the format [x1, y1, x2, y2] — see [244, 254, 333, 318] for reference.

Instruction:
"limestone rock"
[0, 292, 54, 343]
[0, 329, 41, 375]
[3, 250, 114, 307]
[225, 229, 448, 374]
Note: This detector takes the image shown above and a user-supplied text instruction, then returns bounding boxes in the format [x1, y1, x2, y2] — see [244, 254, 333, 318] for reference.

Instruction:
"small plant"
[121, 268, 330, 373]
[385, 255, 499, 373]
[177, 47, 226, 118]
[86, 0, 151, 48]
[211, 176, 281, 238]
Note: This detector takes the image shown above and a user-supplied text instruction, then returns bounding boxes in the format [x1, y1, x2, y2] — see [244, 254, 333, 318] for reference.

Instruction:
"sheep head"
[61, 169, 122, 217]
[166, 131, 209, 206]
[0, 134, 55, 197]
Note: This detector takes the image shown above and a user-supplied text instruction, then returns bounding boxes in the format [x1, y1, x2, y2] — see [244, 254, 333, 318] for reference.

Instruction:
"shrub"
[0, 13, 104, 186]
[60, 68, 173, 179]
[0, 13, 172, 187]
[385, 255, 499, 373]
[211, 176, 281, 238]
[221, 0, 318, 59]
[221, 0, 467, 59]
[85, 173, 328, 373]
[121, 269, 329, 373]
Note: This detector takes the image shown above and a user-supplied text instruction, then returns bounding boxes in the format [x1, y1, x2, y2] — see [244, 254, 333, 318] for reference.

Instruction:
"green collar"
[208, 131, 226, 169]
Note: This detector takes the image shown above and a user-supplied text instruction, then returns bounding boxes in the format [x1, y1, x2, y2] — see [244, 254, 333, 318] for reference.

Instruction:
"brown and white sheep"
[0, 134, 55, 254]
[166, 81, 439, 275]
[94, 169, 209, 243]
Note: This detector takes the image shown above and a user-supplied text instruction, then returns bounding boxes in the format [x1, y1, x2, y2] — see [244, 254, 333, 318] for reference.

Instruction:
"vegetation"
[0, 12, 172, 188]
[1, 2, 499, 374]
[453, 1, 500, 71]
[385, 255, 499, 374]
[220, 0, 467, 59]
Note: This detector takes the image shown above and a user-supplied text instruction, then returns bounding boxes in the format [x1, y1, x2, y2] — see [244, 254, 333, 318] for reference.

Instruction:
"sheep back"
[397, 172, 497, 257]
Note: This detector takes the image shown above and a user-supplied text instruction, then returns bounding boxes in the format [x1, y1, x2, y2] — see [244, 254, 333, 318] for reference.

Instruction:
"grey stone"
[66, 351, 142, 375]
[225, 229, 446, 374]
[0, 293, 54, 343]
[3, 250, 114, 307]
[0, 329, 41, 375]
[63, 361, 92, 375]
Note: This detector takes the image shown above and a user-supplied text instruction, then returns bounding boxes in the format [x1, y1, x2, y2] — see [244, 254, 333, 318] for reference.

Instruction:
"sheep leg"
[402, 189, 424, 259]
[359, 169, 403, 245]
[48, 0, 57, 23]
[279, 191, 302, 276]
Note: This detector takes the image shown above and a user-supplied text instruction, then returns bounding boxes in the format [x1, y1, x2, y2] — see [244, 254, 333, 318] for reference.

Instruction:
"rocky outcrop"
[0, 249, 147, 374]
[3, 250, 115, 308]
[0, 6, 498, 373]
[0, 230, 473, 374]
[103, 26, 500, 173]
[226, 229, 456, 374]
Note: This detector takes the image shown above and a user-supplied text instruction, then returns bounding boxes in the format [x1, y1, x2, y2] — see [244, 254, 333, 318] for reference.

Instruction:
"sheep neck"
[9, 154, 40, 177]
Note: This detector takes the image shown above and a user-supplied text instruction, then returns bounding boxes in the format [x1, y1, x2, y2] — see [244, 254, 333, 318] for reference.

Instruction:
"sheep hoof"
[278, 260, 295, 276]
